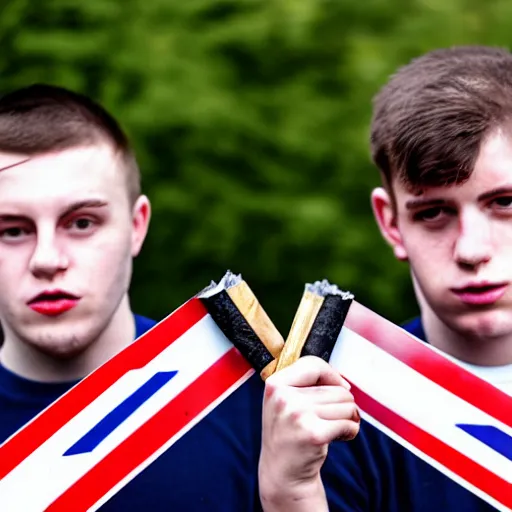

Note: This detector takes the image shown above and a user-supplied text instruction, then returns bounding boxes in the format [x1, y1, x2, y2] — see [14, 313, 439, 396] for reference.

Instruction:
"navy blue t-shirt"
[321, 317, 496, 511]
[0, 314, 264, 511]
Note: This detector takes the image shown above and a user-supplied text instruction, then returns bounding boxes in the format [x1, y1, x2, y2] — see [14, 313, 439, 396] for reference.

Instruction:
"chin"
[38, 341, 92, 360]
[34, 338, 92, 360]
[22, 325, 96, 360]
[447, 309, 512, 340]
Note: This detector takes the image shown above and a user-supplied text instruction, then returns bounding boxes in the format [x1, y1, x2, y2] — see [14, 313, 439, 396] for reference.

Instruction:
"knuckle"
[347, 421, 361, 440]
[264, 380, 277, 399]
[304, 430, 329, 446]
[289, 409, 302, 425]
[301, 354, 329, 370]
[273, 388, 288, 413]
[337, 420, 360, 441]
[339, 388, 355, 402]
[295, 415, 330, 446]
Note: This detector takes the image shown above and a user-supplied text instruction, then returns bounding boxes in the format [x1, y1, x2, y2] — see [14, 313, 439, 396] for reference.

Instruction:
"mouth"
[27, 290, 81, 316]
[450, 283, 509, 306]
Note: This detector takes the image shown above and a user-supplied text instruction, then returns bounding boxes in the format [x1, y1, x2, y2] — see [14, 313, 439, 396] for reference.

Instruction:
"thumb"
[267, 355, 349, 389]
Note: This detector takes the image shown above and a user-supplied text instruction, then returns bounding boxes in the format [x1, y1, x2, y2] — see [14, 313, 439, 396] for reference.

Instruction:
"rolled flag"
[236, 278, 512, 512]
[275, 280, 353, 371]
[198, 271, 284, 380]
[0, 276, 256, 512]
[333, 301, 512, 511]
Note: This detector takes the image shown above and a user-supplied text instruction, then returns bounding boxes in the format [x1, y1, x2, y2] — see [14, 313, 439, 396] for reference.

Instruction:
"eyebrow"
[0, 200, 109, 223]
[61, 199, 109, 217]
[405, 186, 512, 210]
[477, 186, 512, 202]
[405, 198, 447, 210]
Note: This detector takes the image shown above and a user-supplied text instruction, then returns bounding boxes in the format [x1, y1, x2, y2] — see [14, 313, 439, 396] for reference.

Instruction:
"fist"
[259, 356, 360, 508]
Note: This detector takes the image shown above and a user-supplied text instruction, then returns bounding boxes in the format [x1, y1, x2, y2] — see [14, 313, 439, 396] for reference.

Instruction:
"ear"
[130, 195, 151, 257]
[370, 187, 408, 261]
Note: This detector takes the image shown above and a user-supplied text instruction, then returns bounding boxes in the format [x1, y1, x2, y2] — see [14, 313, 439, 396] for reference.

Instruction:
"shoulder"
[133, 314, 157, 338]
[400, 316, 426, 341]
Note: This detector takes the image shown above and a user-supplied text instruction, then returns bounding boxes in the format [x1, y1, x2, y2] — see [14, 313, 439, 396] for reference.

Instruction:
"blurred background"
[2, 0, 511, 332]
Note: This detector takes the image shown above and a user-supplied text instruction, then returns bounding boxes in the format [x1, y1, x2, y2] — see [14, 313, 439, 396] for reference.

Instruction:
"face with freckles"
[372, 129, 512, 339]
[0, 144, 150, 358]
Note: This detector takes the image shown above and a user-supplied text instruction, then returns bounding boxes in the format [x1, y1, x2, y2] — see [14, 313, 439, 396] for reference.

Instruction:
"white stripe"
[0, 315, 233, 511]
[328, 327, 512, 497]
[360, 411, 509, 512]
[90, 368, 254, 512]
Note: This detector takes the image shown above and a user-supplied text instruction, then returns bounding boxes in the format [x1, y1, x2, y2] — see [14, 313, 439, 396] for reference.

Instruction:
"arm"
[258, 356, 360, 512]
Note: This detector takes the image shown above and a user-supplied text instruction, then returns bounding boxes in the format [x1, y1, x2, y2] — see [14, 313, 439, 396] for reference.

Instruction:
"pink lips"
[27, 290, 80, 316]
[451, 283, 508, 306]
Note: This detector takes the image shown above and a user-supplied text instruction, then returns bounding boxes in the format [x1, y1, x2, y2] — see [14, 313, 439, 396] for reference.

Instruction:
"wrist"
[259, 474, 328, 512]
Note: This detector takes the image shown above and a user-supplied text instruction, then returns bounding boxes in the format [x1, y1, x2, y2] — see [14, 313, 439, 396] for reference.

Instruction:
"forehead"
[394, 130, 512, 202]
[0, 145, 127, 211]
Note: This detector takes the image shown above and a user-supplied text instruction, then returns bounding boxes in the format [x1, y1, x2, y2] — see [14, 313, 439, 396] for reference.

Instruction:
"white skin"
[0, 143, 150, 382]
[259, 356, 359, 511]
[372, 128, 512, 366]
[260, 128, 512, 510]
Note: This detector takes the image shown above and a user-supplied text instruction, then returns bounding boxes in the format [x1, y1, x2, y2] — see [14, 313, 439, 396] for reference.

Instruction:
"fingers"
[315, 401, 360, 422]
[263, 375, 359, 442]
[296, 385, 354, 404]
[292, 411, 360, 445]
[266, 355, 350, 389]
[259, 354, 361, 503]
[308, 418, 360, 444]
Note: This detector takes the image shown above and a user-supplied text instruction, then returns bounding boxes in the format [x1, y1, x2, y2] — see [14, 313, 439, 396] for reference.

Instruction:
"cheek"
[402, 233, 452, 289]
[76, 232, 132, 291]
[0, 248, 32, 291]
[493, 222, 512, 250]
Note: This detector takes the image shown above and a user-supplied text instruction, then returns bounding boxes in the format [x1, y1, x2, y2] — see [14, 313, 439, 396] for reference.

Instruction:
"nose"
[29, 229, 69, 279]
[453, 209, 492, 270]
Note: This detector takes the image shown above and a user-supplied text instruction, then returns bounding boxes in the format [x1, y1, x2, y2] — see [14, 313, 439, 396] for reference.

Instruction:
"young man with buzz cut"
[0, 84, 264, 511]
[259, 45, 512, 511]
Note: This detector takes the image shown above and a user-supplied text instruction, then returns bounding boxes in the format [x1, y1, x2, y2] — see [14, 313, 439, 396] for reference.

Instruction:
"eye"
[65, 217, 97, 233]
[491, 196, 512, 209]
[413, 207, 447, 222]
[74, 218, 93, 230]
[0, 226, 31, 241]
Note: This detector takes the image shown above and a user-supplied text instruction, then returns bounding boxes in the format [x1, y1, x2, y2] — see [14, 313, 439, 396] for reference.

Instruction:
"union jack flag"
[333, 301, 512, 511]
[0, 299, 253, 511]
[1, 281, 511, 511]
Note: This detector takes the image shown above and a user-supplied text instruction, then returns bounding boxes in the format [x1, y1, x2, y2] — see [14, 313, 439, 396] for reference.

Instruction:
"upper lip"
[27, 289, 80, 305]
[451, 282, 508, 293]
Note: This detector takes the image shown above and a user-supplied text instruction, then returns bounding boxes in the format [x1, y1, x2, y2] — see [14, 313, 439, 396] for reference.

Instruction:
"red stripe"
[351, 384, 512, 509]
[0, 299, 208, 480]
[344, 301, 512, 430]
[45, 348, 252, 512]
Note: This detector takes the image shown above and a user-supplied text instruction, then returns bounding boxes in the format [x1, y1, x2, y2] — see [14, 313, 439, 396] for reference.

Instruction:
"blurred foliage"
[2, 0, 511, 331]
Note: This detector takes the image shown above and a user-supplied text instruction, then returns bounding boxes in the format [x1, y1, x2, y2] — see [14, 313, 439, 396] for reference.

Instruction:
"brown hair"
[371, 46, 512, 192]
[0, 84, 140, 204]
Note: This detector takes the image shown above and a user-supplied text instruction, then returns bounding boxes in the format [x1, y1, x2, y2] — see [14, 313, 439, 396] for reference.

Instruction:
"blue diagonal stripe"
[64, 371, 178, 456]
[457, 423, 512, 461]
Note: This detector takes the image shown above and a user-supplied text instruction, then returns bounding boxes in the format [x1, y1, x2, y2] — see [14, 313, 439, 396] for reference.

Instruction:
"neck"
[0, 295, 135, 382]
[421, 306, 512, 366]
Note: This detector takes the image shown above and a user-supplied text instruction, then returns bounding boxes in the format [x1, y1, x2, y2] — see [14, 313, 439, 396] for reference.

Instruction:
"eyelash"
[65, 216, 95, 227]
[491, 196, 512, 208]
[413, 207, 452, 222]
[0, 216, 99, 240]
[0, 226, 32, 239]
[413, 197, 512, 223]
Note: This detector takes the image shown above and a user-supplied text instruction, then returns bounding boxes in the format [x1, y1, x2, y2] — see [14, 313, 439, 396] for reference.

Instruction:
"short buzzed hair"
[371, 46, 512, 192]
[0, 84, 140, 204]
